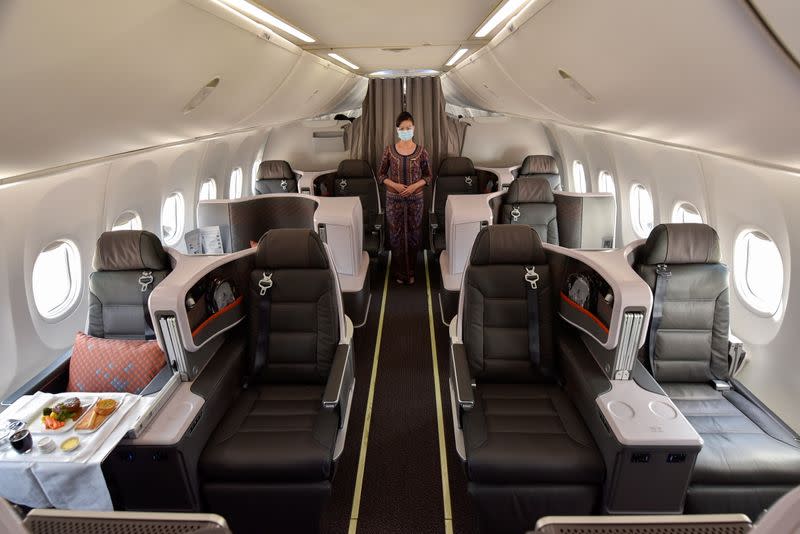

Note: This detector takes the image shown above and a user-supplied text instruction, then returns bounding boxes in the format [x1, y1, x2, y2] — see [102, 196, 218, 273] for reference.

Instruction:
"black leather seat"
[253, 160, 298, 194]
[634, 224, 800, 519]
[88, 230, 171, 339]
[499, 176, 559, 245]
[518, 154, 562, 190]
[316, 159, 384, 256]
[429, 157, 497, 253]
[450, 225, 603, 533]
[200, 229, 354, 534]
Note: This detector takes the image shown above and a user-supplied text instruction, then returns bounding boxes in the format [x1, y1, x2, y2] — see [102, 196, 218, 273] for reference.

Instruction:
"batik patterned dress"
[378, 144, 432, 281]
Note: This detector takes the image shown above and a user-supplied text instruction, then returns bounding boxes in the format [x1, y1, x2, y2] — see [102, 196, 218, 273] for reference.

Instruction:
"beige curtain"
[406, 76, 469, 176]
[345, 78, 404, 170]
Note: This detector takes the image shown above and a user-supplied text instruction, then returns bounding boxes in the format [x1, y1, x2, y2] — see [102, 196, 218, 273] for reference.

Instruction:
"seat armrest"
[429, 212, 439, 230]
[450, 342, 474, 410]
[323, 343, 354, 415]
[370, 213, 384, 231]
[2, 349, 72, 406]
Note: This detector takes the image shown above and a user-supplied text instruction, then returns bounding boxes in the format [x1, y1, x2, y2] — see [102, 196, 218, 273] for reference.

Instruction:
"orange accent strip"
[191, 296, 243, 337]
[560, 291, 610, 334]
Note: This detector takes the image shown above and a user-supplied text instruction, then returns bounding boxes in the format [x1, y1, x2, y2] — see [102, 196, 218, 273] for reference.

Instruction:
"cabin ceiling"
[256, 0, 498, 73]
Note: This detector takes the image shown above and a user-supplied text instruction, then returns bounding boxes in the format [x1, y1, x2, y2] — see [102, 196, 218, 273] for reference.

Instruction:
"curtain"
[345, 78, 404, 170]
[345, 76, 469, 174]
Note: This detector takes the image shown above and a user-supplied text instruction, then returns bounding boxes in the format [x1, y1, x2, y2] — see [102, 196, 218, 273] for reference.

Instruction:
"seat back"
[461, 225, 555, 383]
[633, 223, 730, 383]
[519, 154, 562, 191]
[88, 231, 171, 339]
[433, 157, 480, 215]
[333, 159, 381, 221]
[254, 160, 298, 195]
[248, 229, 340, 384]
[500, 176, 559, 244]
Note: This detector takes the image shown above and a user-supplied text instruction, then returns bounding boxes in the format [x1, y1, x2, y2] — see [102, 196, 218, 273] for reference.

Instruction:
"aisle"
[322, 252, 478, 534]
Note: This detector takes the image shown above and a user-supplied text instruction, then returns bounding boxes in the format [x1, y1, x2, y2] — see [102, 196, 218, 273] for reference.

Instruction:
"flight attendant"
[378, 111, 432, 285]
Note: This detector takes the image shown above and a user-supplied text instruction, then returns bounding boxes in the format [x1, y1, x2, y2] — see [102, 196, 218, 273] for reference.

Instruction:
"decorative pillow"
[67, 332, 166, 394]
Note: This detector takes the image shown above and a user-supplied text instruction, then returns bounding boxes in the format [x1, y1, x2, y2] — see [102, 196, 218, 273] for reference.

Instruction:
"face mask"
[397, 128, 414, 141]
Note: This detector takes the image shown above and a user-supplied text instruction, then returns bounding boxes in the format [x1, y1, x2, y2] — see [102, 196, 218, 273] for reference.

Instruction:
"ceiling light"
[475, 0, 529, 38]
[214, 0, 315, 43]
[446, 48, 469, 67]
[328, 53, 359, 70]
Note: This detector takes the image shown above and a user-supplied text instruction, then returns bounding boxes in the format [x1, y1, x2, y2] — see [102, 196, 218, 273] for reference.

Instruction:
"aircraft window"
[672, 201, 703, 223]
[161, 192, 185, 246]
[111, 211, 142, 231]
[734, 230, 784, 316]
[199, 178, 217, 201]
[572, 160, 587, 193]
[32, 240, 81, 320]
[598, 171, 616, 197]
[229, 167, 243, 199]
[629, 183, 654, 238]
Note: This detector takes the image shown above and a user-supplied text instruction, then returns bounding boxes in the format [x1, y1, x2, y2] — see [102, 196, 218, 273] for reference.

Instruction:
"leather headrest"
[257, 160, 294, 181]
[92, 231, 169, 272]
[505, 176, 554, 204]
[256, 229, 329, 270]
[337, 159, 374, 179]
[438, 157, 475, 177]
[470, 225, 547, 266]
[639, 223, 721, 265]
[520, 155, 559, 176]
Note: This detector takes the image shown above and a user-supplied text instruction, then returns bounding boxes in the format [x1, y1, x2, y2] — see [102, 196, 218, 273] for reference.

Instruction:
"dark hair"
[395, 111, 414, 127]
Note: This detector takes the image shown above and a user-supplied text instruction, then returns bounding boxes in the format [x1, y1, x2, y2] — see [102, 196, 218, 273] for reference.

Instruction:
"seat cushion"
[200, 385, 338, 483]
[664, 383, 800, 485]
[363, 231, 381, 254]
[462, 384, 604, 485]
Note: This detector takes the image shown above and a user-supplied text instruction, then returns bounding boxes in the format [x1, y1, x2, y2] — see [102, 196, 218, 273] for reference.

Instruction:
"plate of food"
[74, 397, 123, 434]
[28, 396, 96, 434]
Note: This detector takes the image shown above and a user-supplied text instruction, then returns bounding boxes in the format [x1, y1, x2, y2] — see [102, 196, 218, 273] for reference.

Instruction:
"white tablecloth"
[0, 392, 150, 510]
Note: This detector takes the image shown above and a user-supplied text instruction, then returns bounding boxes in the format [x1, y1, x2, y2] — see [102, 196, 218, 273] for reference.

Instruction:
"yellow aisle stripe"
[348, 253, 392, 534]
[424, 250, 454, 534]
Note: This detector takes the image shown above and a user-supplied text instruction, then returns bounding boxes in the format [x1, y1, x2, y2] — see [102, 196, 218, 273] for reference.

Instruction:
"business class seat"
[449, 225, 604, 533]
[429, 156, 497, 253]
[633, 224, 800, 519]
[199, 229, 354, 534]
[253, 160, 298, 194]
[518, 154, 562, 191]
[498, 176, 559, 245]
[315, 159, 384, 256]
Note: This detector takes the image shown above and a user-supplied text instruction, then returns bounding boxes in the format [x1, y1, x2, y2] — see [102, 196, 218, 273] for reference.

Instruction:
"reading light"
[328, 53, 359, 70]
[446, 48, 469, 67]
[214, 0, 315, 43]
[475, 0, 529, 38]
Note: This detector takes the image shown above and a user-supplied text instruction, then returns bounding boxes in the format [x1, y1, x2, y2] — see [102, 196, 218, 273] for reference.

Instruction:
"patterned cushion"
[66, 332, 166, 394]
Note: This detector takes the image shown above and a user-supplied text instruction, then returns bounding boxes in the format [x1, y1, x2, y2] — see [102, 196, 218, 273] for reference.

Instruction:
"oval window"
[734, 230, 784, 316]
[161, 192, 185, 246]
[572, 161, 587, 193]
[629, 184, 654, 238]
[229, 167, 243, 199]
[111, 211, 142, 231]
[32, 240, 82, 320]
[598, 171, 616, 197]
[672, 202, 703, 224]
[199, 178, 217, 201]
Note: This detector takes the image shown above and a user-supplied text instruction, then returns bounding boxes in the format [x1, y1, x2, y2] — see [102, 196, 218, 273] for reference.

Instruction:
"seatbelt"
[525, 266, 541, 370]
[648, 264, 671, 375]
[252, 272, 273, 384]
[139, 271, 156, 340]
